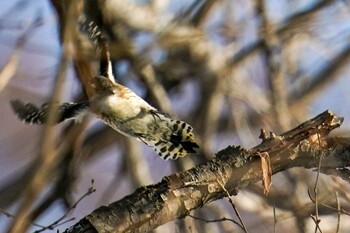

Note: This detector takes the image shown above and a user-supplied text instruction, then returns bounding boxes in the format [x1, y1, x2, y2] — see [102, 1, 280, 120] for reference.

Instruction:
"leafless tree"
[1, 1, 350, 233]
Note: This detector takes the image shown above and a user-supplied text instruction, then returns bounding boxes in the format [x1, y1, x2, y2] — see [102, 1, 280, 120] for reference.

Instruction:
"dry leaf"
[257, 151, 272, 195]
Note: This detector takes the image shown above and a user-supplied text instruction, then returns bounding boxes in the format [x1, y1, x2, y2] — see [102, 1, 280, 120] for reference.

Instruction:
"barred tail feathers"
[146, 118, 199, 160]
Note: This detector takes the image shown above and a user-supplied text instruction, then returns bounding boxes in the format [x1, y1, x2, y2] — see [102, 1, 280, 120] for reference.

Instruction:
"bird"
[90, 75, 199, 159]
[10, 76, 199, 160]
[10, 17, 199, 160]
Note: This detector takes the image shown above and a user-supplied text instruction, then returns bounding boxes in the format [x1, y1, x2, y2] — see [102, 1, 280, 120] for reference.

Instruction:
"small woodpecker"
[89, 76, 199, 159]
[10, 76, 199, 160]
[10, 18, 199, 160]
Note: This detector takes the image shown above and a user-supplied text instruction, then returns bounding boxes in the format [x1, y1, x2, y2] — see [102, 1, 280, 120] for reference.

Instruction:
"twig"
[217, 178, 248, 233]
[310, 132, 324, 233]
[310, 215, 323, 233]
[187, 214, 241, 227]
[33, 180, 96, 233]
[307, 189, 350, 216]
[273, 205, 277, 233]
[316, 132, 323, 233]
[335, 191, 341, 233]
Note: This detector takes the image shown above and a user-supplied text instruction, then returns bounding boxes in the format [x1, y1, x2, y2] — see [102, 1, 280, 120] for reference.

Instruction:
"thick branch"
[64, 110, 347, 233]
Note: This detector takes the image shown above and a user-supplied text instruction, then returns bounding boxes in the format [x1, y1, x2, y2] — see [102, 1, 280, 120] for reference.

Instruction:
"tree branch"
[63, 110, 348, 233]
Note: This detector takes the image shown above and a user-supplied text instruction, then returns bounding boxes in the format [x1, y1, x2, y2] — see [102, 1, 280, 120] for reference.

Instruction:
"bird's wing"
[10, 100, 89, 124]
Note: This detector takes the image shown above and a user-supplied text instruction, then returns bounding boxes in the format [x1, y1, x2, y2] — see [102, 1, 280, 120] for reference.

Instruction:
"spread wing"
[10, 99, 89, 124]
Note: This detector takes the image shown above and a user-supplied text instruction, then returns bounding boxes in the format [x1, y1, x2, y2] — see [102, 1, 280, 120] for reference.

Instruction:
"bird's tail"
[145, 117, 199, 160]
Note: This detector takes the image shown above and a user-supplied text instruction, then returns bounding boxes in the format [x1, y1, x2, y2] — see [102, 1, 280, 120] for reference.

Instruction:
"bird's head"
[90, 76, 116, 94]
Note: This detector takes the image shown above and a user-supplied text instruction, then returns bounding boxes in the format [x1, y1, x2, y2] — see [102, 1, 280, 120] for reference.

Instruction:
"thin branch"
[310, 215, 323, 233]
[217, 177, 248, 233]
[187, 214, 241, 228]
[312, 133, 323, 233]
[335, 191, 341, 233]
[307, 189, 350, 216]
[273, 205, 277, 233]
[34, 181, 96, 233]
